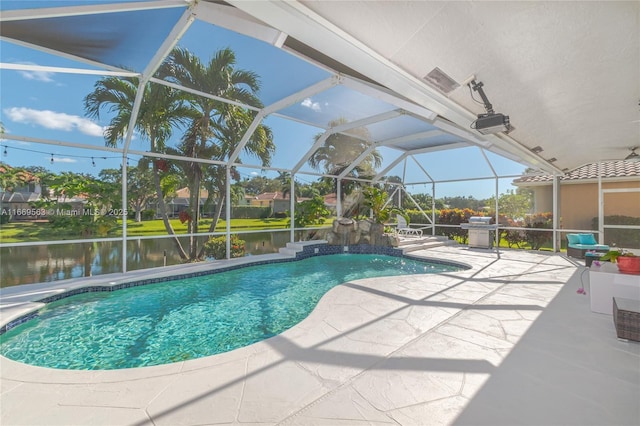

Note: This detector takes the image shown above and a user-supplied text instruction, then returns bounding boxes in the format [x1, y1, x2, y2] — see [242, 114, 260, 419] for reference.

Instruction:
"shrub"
[592, 215, 640, 248]
[499, 217, 526, 248]
[405, 209, 435, 224]
[437, 208, 479, 244]
[203, 234, 245, 259]
[141, 209, 156, 221]
[292, 196, 331, 229]
[524, 212, 553, 250]
[231, 206, 272, 219]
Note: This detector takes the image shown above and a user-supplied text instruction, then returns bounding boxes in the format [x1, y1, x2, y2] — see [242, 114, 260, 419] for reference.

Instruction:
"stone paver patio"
[1, 246, 639, 425]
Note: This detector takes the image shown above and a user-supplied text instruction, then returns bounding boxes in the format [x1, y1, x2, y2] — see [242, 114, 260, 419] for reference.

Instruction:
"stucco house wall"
[514, 161, 640, 232]
[558, 181, 640, 230]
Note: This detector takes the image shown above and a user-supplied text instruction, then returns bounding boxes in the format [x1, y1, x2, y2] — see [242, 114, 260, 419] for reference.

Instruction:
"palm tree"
[162, 47, 275, 259]
[309, 118, 382, 210]
[84, 74, 192, 259]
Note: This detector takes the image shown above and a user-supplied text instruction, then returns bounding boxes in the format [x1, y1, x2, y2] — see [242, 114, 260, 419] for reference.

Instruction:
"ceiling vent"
[423, 67, 459, 95]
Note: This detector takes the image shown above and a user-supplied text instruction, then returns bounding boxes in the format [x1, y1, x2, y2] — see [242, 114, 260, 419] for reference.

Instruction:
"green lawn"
[0, 217, 292, 243]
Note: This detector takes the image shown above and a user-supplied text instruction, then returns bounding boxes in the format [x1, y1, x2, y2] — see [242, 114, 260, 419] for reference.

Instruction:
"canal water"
[0, 231, 313, 287]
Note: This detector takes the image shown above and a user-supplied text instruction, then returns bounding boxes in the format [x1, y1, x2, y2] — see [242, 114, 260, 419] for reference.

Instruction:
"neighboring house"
[0, 166, 45, 221]
[323, 192, 359, 215]
[164, 187, 211, 217]
[513, 161, 640, 230]
[323, 193, 338, 211]
[250, 191, 292, 214]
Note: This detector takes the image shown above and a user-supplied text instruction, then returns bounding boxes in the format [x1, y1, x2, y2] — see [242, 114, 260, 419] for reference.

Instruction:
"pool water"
[0, 254, 463, 370]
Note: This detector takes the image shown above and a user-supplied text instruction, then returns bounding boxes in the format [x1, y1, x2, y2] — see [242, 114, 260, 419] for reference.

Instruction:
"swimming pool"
[0, 254, 465, 370]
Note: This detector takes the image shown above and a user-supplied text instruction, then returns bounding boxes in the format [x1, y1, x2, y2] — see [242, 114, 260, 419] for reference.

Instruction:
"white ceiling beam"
[227, 111, 267, 166]
[194, 1, 285, 46]
[376, 129, 443, 147]
[227, 76, 339, 165]
[341, 76, 437, 121]
[263, 75, 340, 115]
[124, 7, 197, 155]
[374, 152, 410, 180]
[140, 6, 196, 79]
[292, 132, 330, 173]
[150, 77, 262, 112]
[291, 108, 408, 173]
[0, 63, 140, 77]
[410, 155, 435, 183]
[337, 144, 376, 179]
[405, 141, 470, 156]
[1, 134, 124, 154]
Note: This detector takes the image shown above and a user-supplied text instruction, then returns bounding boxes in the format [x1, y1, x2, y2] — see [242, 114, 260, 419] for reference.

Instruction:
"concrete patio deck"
[1, 246, 639, 425]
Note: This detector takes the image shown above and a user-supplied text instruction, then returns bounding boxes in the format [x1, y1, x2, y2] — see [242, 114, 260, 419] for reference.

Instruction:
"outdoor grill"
[461, 216, 498, 249]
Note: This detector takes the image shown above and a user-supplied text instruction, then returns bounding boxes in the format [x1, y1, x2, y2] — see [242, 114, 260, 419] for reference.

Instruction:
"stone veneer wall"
[324, 218, 399, 247]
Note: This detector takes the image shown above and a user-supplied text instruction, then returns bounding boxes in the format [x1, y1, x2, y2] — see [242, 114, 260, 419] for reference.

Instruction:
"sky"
[0, 2, 526, 199]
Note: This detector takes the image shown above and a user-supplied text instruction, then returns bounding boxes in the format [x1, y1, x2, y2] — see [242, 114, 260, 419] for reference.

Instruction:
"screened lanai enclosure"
[1, 1, 639, 286]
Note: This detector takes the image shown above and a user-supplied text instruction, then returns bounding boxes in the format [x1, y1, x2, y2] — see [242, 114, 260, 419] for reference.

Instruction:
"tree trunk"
[188, 164, 201, 260]
[152, 163, 188, 260]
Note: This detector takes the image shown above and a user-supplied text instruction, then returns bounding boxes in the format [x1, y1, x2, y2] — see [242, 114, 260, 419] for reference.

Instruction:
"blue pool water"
[0, 254, 464, 370]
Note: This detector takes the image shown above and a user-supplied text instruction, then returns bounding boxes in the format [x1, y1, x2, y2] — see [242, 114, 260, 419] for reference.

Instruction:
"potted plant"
[599, 249, 640, 274]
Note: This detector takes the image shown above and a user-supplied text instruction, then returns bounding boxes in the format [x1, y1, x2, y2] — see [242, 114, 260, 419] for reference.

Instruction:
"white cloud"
[301, 97, 321, 112]
[16, 62, 55, 83]
[4, 107, 105, 137]
[19, 70, 54, 83]
[52, 157, 77, 163]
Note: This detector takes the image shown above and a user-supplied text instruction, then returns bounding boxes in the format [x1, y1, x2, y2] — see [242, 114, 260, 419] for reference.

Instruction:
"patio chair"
[566, 233, 609, 259]
[396, 215, 423, 237]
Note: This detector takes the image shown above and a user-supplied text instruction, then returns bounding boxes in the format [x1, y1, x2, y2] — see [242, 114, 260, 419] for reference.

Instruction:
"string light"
[0, 144, 121, 167]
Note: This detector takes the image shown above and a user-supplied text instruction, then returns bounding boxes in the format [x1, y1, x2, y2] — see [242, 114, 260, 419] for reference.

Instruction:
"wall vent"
[423, 67, 460, 94]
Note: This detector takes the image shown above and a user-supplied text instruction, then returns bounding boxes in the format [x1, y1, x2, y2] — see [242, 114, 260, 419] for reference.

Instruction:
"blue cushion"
[578, 233, 597, 245]
[567, 234, 581, 244]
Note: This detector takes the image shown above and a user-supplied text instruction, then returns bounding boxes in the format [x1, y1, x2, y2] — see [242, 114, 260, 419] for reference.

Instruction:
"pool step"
[399, 235, 458, 253]
[278, 240, 328, 257]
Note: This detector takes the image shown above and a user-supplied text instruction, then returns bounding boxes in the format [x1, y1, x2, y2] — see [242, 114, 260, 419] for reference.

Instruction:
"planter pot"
[617, 256, 640, 275]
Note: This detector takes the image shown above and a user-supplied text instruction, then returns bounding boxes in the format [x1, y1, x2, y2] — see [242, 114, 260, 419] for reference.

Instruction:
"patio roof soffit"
[226, 0, 562, 175]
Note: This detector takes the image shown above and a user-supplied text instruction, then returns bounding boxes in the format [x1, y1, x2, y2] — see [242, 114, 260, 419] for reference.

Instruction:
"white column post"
[226, 166, 231, 259]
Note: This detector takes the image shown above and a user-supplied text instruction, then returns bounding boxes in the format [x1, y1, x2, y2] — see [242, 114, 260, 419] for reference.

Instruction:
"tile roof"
[254, 191, 290, 200]
[513, 160, 640, 184]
